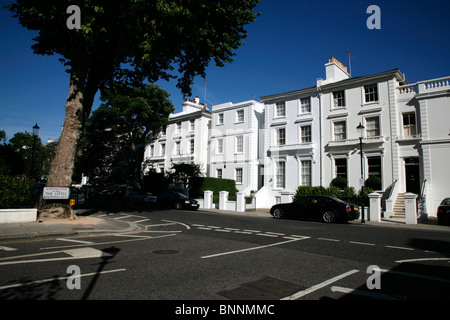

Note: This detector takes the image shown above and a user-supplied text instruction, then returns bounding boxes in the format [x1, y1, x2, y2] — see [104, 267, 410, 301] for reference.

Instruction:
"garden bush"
[0, 175, 35, 209]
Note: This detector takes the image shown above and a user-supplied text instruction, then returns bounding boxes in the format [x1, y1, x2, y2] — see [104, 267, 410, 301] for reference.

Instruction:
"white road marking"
[201, 236, 310, 259]
[162, 219, 191, 230]
[349, 241, 375, 246]
[256, 233, 278, 238]
[56, 238, 94, 244]
[0, 268, 126, 291]
[40, 233, 176, 250]
[395, 257, 450, 263]
[0, 246, 18, 251]
[281, 269, 359, 300]
[133, 219, 151, 223]
[386, 245, 414, 251]
[0, 247, 111, 266]
[318, 238, 340, 242]
[146, 222, 177, 227]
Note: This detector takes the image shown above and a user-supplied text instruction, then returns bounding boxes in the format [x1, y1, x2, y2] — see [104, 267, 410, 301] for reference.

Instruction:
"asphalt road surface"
[1, 203, 449, 308]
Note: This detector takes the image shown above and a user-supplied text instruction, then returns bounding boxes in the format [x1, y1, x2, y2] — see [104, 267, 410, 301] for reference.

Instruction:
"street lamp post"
[31, 123, 40, 179]
[357, 122, 365, 223]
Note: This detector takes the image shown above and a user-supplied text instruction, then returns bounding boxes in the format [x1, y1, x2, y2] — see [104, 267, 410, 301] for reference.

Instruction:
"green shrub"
[0, 175, 35, 209]
[331, 176, 348, 189]
[293, 185, 373, 206]
[365, 175, 382, 190]
[189, 177, 237, 201]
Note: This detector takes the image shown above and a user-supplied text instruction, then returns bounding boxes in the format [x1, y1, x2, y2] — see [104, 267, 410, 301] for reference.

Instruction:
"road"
[1, 204, 449, 305]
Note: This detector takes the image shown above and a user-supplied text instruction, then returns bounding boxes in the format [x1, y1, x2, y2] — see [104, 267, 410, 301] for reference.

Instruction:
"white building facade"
[209, 100, 265, 194]
[144, 97, 211, 175]
[143, 58, 450, 218]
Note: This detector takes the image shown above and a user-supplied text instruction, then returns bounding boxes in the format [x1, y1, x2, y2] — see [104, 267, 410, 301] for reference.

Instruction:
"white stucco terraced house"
[144, 57, 450, 218]
[209, 100, 265, 194]
[144, 97, 211, 176]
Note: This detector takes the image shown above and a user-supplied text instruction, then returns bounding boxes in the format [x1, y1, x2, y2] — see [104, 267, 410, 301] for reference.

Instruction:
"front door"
[404, 158, 420, 194]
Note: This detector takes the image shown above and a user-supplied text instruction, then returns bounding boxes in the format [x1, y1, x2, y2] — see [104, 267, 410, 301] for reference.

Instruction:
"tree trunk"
[38, 72, 87, 220]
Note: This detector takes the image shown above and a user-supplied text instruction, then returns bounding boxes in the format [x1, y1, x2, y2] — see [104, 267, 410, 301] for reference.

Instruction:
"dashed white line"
[56, 238, 94, 245]
[257, 233, 278, 238]
[281, 269, 359, 300]
[349, 241, 375, 246]
[318, 238, 340, 242]
[385, 245, 414, 251]
[201, 236, 310, 259]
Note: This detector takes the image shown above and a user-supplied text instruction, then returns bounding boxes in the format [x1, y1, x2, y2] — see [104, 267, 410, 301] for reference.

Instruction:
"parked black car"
[157, 191, 199, 210]
[270, 195, 360, 223]
[437, 198, 450, 225]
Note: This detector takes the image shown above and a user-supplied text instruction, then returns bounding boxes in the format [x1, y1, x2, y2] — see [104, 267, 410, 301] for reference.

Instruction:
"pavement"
[0, 207, 449, 242]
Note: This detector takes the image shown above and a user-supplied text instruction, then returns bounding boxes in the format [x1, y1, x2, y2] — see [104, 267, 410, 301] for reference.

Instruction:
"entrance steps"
[391, 192, 406, 218]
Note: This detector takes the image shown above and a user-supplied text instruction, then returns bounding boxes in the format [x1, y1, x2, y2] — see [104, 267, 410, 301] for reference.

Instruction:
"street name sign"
[43, 187, 70, 200]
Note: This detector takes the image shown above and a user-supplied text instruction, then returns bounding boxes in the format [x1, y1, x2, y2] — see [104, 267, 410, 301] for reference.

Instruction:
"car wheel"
[175, 202, 182, 210]
[272, 208, 284, 219]
[322, 210, 336, 223]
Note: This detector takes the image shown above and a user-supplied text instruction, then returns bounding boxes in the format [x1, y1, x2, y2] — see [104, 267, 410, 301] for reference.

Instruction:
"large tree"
[78, 83, 174, 187]
[7, 0, 260, 218]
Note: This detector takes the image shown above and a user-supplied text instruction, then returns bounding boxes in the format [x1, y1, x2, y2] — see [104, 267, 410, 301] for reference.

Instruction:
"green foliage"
[166, 162, 203, 187]
[365, 175, 382, 190]
[7, 1, 261, 97]
[0, 175, 35, 209]
[331, 176, 348, 189]
[78, 84, 174, 186]
[189, 177, 237, 201]
[293, 185, 374, 206]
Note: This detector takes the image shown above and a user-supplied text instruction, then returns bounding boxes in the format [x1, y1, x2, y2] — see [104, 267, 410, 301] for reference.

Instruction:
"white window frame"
[217, 113, 224, 125]
[161, 143, 165, 156]
[276, 161, 286, 189]
[189, 119, 195, 132]
[300, 125, 312, 143]
[216, 169, 223, 179]
[176, 122, 182, 134]
[333, 120, 347, 141]
[402, 113, 417, 137]
[217, 138, 224, 154]
[235, 168, 243, 184]
[236, 135, 244, 153]
[275, 102, 286, 118]
[365, 116, 380, 137]
[364, 84, 379, 103]
[236, 109, 244, 123]
[276, 128, 286, 146]
[300, 97, 311, 113]
[333, 90, 346, 108]
[301, 160, 312, 186]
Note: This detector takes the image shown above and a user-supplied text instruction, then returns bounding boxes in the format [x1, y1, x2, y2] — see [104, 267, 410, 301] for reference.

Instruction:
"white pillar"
[219, 191, 228, 210]
[404, 193, 418, 224]
[368, 192, 382, 222]
[203, 190, 213, 209]
[280, 191, 294, 204]
[236, 192, 246, 212]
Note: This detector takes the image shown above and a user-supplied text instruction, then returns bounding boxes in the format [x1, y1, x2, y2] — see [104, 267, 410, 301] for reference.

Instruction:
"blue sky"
[1, 0, 449, 143]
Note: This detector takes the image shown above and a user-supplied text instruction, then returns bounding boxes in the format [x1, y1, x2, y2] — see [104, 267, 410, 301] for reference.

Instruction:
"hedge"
[0, 175, 35, 209]
[189, 177, 237, 201]
[293, 185, 373, 206]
